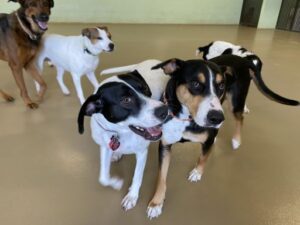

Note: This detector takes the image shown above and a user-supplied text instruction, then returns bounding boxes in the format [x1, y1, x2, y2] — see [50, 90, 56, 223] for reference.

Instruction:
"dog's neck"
[14, 10, 41, 42]
[82, 37, 102, 57]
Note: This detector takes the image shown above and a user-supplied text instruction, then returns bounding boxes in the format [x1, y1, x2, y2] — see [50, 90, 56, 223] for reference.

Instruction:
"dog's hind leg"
[56, 66, 70, 95]
[122, 149, 148, 211]
[87, 72, 99, 92]
[99, 147, 123, 190]
[0, 89, 15, 102]
[232, 111, 243, 150]
[147, 142, 172, 219]
[71, 74, 85, 105]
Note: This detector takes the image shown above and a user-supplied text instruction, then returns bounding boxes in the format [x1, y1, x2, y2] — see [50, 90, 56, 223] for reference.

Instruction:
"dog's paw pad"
[121, 193, 138, 211]
[147, 203, 163, 219]
[232, 139, 241, 150]
[188, 168, 202, 182]
[111, 153, 123, 162]
[110, 177, 123, 190]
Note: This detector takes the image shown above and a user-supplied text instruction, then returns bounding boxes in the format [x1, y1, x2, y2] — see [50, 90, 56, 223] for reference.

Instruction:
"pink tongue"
[146, 126, 162, 136]
[38, 21, 48, 30]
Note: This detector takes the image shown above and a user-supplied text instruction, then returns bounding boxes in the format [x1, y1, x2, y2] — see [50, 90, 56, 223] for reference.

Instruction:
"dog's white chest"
[162, 119, 189, 145]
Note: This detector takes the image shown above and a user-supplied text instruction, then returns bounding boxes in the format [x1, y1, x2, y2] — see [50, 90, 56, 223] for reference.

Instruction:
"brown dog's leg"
[9, 63, 38, 109]
[0, 89, 15, 102]
[147, 142, 172, 219]
[25, 62, 47, 102]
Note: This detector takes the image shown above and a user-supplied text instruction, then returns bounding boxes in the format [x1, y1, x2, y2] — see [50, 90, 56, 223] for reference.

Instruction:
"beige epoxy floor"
[0, 24, 300, 225]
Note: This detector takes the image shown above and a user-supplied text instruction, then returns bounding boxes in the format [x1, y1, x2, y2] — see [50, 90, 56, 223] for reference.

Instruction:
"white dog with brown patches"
[35, 26, 114, 104]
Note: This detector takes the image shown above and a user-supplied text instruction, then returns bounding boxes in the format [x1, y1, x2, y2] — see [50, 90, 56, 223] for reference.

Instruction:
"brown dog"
[0, 0, 54, 109]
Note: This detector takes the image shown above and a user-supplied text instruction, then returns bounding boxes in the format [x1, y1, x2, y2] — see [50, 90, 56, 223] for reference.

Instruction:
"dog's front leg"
[86, 72, 100, 92]
[9, 63, 38, 109]
[71, 74, 85, 105]
[188, 136, 216, 183]
[99, 147, 123, 190]
[147, 142, 172, 219]
[122, 149, 148, 211]
[25, 62, 47, 103]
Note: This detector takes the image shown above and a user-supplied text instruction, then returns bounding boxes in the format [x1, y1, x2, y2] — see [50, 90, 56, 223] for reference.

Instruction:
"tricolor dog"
[101, 59, 229, 219]
[36, 26, 114, 104]
[0, 0, 54, 109]
[196, 40, 263, 72]
[101, 58, 299, 219]
[208, 54, 299, 149]
[78, 70, 168, 211]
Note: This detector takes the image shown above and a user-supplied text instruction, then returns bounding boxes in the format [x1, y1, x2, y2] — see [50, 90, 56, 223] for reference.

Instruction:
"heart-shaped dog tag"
[109, 135, 120, 151]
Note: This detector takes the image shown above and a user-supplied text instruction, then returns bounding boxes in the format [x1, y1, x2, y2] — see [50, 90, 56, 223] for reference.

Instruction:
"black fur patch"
[118, 70, 152, 97]
[222, 48, 233, 55]
[0, 14, 9, 33]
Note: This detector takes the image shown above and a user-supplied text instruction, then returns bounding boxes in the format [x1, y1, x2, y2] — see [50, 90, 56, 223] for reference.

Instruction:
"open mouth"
[129, 124, 162, 141]
[33, 17, 48, 31]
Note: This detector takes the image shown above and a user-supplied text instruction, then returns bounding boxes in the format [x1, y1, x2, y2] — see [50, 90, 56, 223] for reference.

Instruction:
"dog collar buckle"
[109, 135, 120, 151]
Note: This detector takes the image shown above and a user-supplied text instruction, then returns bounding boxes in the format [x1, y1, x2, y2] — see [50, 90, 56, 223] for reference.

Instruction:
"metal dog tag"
[109, 135, 120, 151]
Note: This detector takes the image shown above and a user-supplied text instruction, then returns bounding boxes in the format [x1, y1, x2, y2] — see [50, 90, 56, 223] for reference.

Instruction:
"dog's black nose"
[207, 110, 224, 125]
[109, 43, 114, 51]
[154, 105, 168, 121]
[38, 13, 49, 22]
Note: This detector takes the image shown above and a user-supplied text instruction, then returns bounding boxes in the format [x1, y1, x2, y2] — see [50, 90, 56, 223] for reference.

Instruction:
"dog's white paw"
[188, 168, 202, 182]
[61, 88, 70, 96]
[121, 193, 138, 211]
[244, 105, 250, 114]
[232, 138, 241, 150]
[111, 152, 123, 162]
[110, 177, 124, 190]
[99, 177, 123, 190]
[147, 204, 163, 220]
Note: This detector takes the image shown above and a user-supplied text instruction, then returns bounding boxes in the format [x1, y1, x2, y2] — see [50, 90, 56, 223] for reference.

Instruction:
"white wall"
[0, 0, 243, 24]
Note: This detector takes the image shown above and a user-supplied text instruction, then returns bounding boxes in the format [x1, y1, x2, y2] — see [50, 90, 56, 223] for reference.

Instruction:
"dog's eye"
[219, 82, 225, 90]
[97, 37, 103, 40]
[192, 81, 200, 88]
[121, 97, 132, 105]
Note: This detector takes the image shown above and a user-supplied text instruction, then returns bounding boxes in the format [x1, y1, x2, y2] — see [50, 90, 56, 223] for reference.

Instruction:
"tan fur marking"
[149, 150, 171, 206]
[198, 73, 206, 83]
[216, 74, 223, 83]
[233, 112, 243, 145]
[176, 85, 203, 117]
[98, 26, 112, 39]
[182, 131, 208, 143]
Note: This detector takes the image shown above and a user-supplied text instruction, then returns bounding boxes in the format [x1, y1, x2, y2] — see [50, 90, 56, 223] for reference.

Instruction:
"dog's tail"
[100, 64, 137, 75]
[196, 42, 213, 57]
[249, 64, 300, 106]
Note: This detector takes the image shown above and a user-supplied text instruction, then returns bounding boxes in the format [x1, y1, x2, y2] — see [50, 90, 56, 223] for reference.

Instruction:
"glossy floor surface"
[0, 24, 300, 225]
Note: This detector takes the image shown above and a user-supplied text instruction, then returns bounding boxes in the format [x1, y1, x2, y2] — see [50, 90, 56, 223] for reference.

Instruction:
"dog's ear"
[49, 0, 54, 8]
[152, 58, 185, 75]
[220, 66, 236, 87]
[81, 28, 91, 39]
[78, 94, 103, 134]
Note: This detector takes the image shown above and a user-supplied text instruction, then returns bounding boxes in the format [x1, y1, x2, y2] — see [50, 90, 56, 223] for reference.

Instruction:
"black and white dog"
[102, 59, 229, 218]
[101, 57, 299, 219]
[78, 70, 168, 211]
[196, 40, 263, 72]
